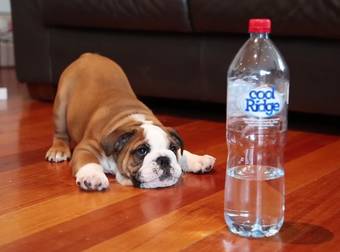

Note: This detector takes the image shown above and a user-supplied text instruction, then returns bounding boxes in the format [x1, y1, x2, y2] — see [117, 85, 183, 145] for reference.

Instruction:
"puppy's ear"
[167, 127, 184, 155]
[101, 129, 136, 158]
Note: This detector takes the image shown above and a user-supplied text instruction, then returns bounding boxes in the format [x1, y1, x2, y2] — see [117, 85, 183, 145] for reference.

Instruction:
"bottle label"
[240, 87, 283, 117]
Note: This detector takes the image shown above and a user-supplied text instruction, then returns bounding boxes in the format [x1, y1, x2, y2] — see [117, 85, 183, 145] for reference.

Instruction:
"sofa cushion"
[43, 0, 192, 32]
[190, 0, 340, 39]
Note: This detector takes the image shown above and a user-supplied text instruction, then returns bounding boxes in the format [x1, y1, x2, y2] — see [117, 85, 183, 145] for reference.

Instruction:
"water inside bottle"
[225, 118, 286, 238]
[224, 165, 284, 238]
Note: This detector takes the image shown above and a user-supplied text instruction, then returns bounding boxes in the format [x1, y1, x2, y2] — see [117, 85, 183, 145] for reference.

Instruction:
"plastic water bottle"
[224, 19, 289, 238]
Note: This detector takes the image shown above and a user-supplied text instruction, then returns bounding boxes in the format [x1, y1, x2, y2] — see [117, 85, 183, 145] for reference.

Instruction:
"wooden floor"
[0, 68, 340, 252]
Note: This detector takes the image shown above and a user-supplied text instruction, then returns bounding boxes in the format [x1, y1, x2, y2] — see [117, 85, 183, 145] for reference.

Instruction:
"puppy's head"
[101, 123, 183, 188]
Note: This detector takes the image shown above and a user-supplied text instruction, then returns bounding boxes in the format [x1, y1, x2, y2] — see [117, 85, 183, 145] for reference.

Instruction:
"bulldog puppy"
[46, 53, 216, 191]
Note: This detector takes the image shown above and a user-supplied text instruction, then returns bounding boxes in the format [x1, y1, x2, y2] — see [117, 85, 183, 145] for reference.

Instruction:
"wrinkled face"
[102, 123, 183, 188]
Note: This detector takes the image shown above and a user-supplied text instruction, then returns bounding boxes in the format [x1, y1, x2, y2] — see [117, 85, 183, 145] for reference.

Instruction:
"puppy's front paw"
[186, 154, 216, 174]
[76, 163, 109, 191]
[194, 155, 216, 173]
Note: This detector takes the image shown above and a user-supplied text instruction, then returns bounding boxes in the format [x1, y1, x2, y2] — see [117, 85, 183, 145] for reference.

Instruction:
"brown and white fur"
[46, 53, 215, 190]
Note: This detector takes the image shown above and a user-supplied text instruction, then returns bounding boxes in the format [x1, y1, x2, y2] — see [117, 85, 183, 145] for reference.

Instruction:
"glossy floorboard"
[0, 68, 339, 251]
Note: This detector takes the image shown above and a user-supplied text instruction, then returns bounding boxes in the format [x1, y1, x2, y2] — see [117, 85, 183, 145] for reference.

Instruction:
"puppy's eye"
[170, 144, 178, 154]
[135, 145, 150, 157]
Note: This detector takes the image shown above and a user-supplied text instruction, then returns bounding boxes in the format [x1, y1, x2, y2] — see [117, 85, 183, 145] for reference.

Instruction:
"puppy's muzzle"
[156, 156, 172, 181]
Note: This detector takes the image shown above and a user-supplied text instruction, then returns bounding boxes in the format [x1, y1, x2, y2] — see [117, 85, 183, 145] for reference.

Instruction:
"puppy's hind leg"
[179, 150, 216, 174]
[46, 94, 71, 162]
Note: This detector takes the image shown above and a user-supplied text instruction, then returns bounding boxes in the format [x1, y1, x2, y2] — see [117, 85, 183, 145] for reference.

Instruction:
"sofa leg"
[27, 83, 57, 101]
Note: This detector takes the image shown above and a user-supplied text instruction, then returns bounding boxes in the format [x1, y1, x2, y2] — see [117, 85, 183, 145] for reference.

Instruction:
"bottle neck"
[250, 33, 269, 39]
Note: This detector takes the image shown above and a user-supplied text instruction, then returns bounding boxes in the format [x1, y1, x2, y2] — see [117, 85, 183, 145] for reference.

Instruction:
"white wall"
[0, 0, 11, 13]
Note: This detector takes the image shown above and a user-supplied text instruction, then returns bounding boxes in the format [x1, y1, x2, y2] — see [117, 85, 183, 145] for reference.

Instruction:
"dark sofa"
[10, 0, 340, 115]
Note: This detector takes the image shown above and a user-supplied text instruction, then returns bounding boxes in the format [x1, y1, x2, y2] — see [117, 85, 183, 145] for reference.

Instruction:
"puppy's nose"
[156, 156, 170, 167]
